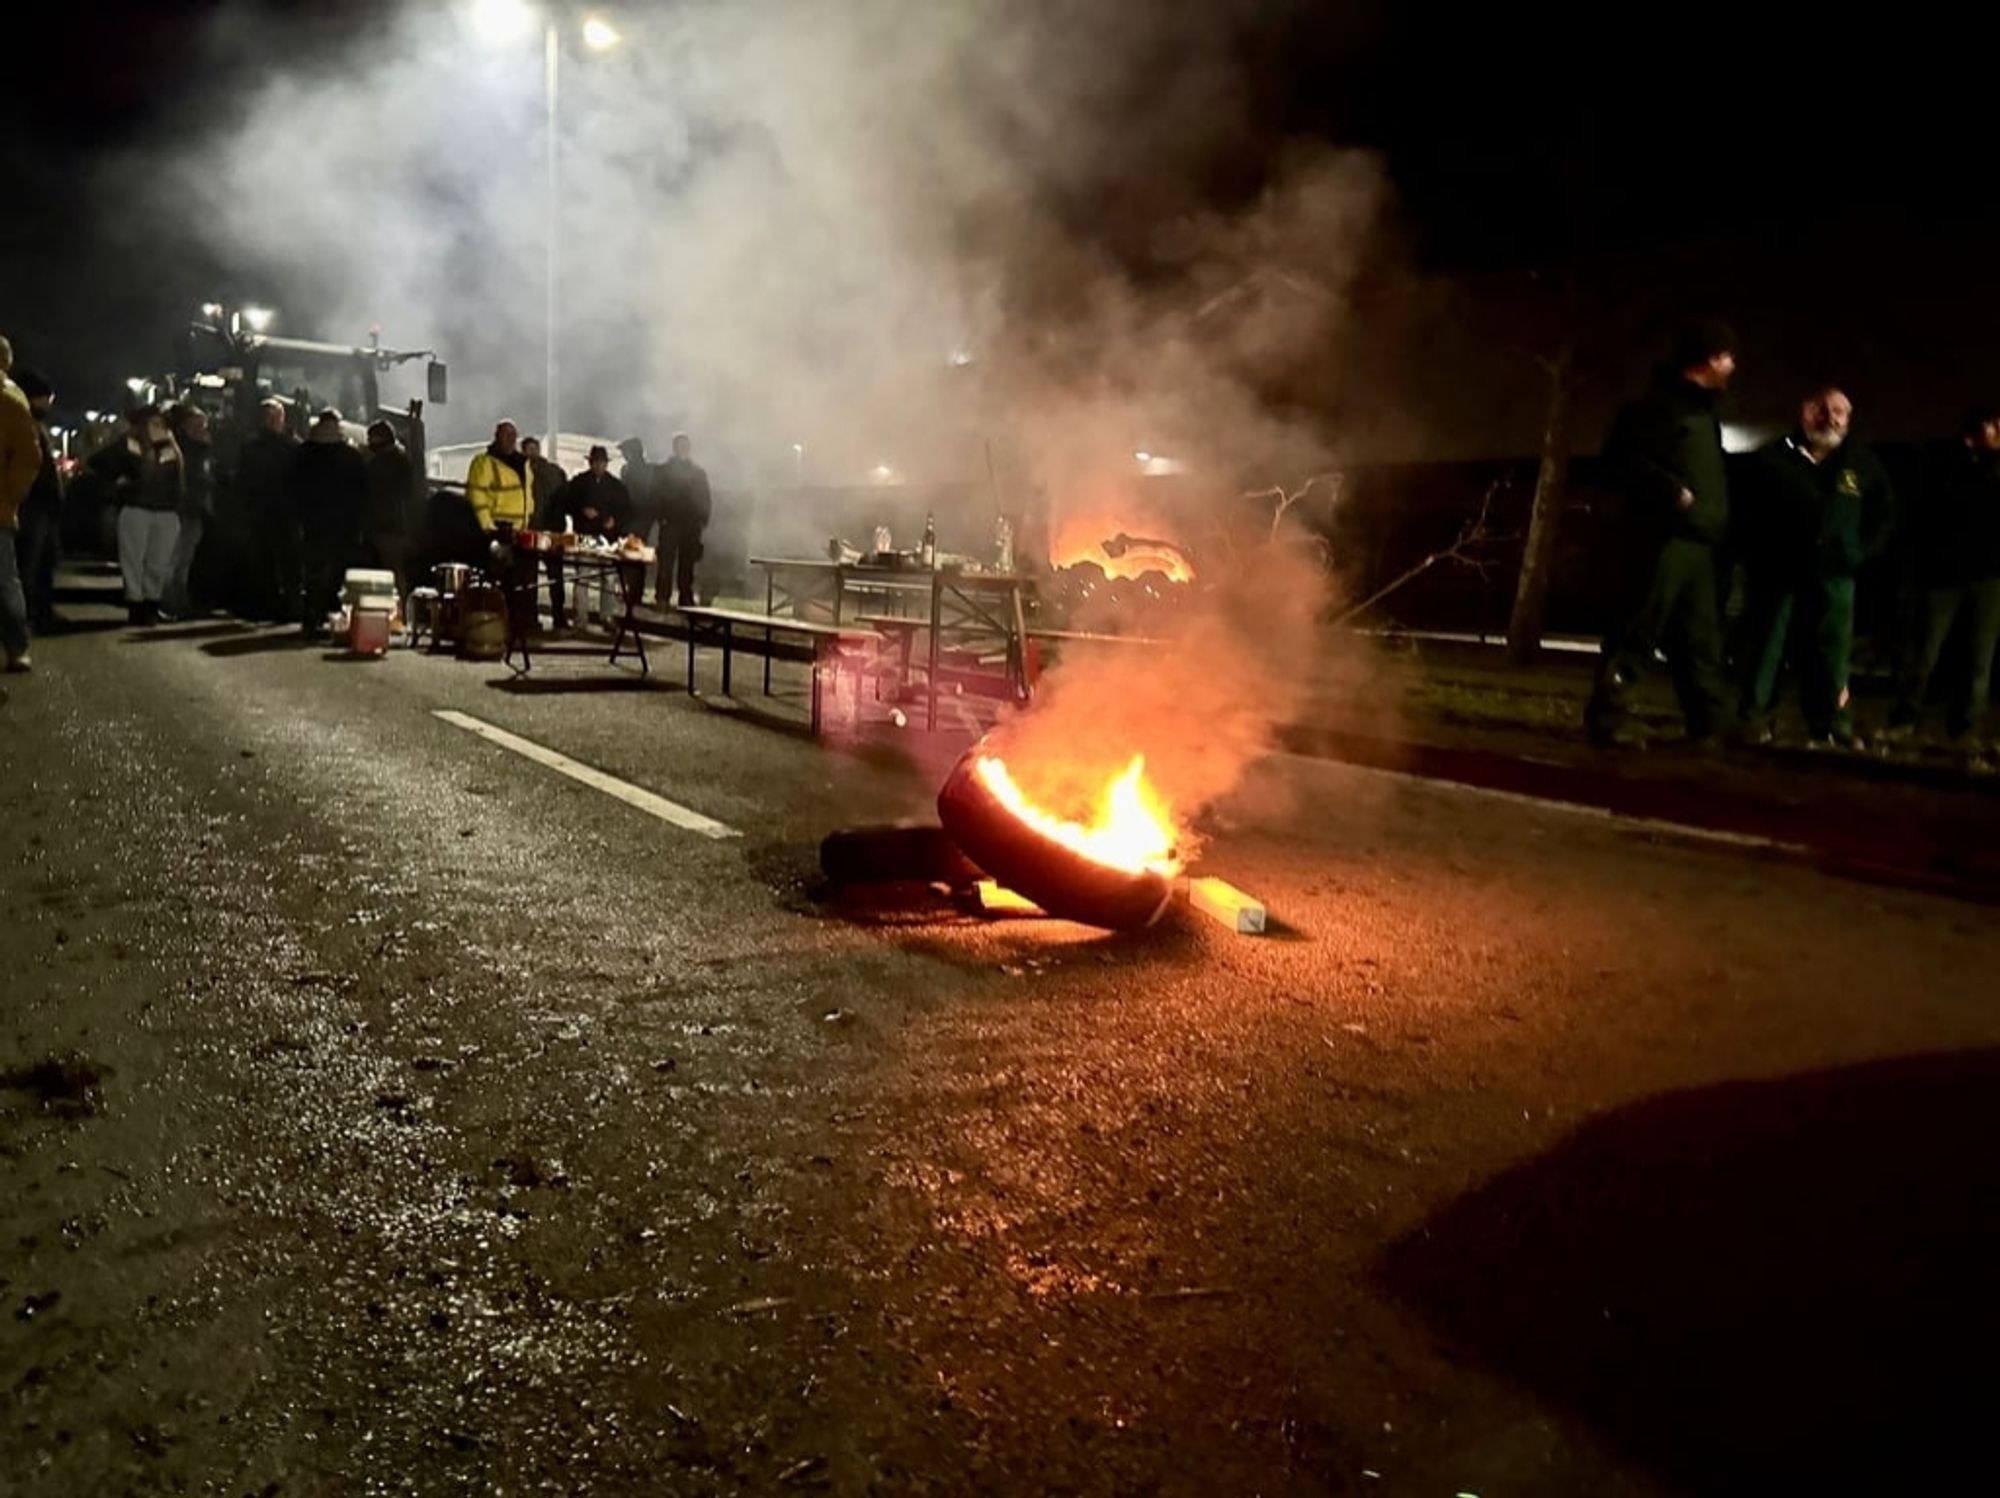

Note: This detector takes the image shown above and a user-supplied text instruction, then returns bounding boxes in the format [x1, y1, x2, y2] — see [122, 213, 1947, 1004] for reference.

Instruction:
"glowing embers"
[937, 750, 1178, 931]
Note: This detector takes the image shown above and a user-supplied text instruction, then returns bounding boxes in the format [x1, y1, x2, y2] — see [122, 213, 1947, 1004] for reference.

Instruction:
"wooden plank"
[1187, 876, 1266, 934]
[974, 880, 1044, 916]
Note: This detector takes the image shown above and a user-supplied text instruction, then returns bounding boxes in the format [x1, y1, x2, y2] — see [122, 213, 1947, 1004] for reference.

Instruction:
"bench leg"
[721, 622, 733, 696]
[764, 626, 773, 696]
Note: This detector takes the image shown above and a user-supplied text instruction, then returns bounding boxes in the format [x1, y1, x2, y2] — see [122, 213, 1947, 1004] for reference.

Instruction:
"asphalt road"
[3, 605, 1998, 1496]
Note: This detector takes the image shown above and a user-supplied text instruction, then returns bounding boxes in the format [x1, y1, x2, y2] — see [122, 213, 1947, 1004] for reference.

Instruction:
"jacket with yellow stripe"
[465, 445, 532, 531]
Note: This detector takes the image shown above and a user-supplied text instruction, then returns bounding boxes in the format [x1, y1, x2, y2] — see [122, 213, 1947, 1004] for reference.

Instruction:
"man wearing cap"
[1585, 317, 1739, 748]
[551, 443, 633, 629]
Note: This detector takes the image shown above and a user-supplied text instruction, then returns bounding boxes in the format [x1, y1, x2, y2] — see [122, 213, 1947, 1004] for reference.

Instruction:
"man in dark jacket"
[1733, 386, 1894, 747]
[550, 443, 633, 630]
[363, 420, 414, 594]
[237, 399, 301, 621]
[292, 409, 366, 640]
[1885, 407, 2000, 745]
[163, 405, 215, 619]
[654, 431, 711, 608]
[1585, 318, 1739, 747]
[11, 369, 63, 632]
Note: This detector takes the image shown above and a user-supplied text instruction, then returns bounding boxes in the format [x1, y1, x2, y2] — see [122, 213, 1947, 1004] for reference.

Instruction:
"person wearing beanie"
[1584, 317, 1740, 748]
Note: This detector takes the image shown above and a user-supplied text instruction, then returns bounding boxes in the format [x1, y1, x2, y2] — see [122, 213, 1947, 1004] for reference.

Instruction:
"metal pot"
[435, 562, 472, 596]
[936, 750, 1174, 931]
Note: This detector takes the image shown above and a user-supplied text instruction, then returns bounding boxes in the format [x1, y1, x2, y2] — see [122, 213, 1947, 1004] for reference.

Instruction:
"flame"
[974, 753, 1181, 877]
[1049, 513, 1195, 582]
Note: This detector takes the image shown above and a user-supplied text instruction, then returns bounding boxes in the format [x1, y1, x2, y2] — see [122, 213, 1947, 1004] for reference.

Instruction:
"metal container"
[435, 562, 473, 596]
[936, 750, 1174, 931]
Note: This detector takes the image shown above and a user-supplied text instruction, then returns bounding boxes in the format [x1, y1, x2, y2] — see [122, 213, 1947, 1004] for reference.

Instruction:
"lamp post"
[469, 1, 620, 460]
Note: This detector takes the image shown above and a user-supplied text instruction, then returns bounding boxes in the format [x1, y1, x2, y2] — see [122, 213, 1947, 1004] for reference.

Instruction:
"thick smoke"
[161, 0, 1394, 828]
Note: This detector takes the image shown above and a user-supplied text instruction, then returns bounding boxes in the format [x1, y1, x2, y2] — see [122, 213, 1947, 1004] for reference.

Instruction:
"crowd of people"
[3, 320, 1992, 752]
[1587, 318, 2000, 753]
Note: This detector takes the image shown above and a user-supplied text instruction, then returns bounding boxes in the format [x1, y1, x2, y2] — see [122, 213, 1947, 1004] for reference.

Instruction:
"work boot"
[3, 652, 30, 674]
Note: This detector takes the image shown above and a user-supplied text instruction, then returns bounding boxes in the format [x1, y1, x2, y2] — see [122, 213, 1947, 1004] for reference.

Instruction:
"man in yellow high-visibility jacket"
[465, 420, 532, 532]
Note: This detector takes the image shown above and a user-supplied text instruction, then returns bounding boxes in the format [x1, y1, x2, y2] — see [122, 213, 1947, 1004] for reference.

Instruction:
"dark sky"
[6, 1, 1998, 449]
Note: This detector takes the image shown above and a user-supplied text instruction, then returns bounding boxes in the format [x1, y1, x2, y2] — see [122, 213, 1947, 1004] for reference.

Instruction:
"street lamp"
[469, 4, 622, 460]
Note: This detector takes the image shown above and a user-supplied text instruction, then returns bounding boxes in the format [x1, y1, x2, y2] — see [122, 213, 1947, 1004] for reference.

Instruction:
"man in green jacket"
[1733, 386, 1894, 747]
[1585, 318, 1739, 747]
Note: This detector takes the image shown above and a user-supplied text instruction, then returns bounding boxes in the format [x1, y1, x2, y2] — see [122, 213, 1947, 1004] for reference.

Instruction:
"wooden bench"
[673, 605, 881, 734]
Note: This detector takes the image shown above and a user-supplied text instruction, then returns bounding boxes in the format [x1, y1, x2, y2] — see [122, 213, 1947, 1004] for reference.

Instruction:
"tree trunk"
[1506, 351, 1573, 664]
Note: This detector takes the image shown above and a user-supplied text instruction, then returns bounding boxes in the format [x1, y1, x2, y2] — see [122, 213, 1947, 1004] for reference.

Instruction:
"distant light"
[871, 463, 894, 481]
[581, 14, 620, 50]
[240, 306, 275, 333]
[1133, 450, 1151, 463]
[469, 0, 536, 44]
[200, 301, 224, 319]
[85, 410, 101, 421]
[948, 349, 973, 367]
[791, 442, 804, 455]
[125, 378, 147, 395]
[1720, 422, 1775, 454]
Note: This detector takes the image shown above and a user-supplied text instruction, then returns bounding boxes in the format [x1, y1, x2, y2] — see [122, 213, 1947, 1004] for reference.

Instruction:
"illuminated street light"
[948, 349, 973, 367]
[85, 410, 101, 422]
[871, 463, 895, 482]
[1133, 450, 1151, 463]
[200, 301, 224, 320]
[469, 0, 535, 43]
[240, 306, 275, 332]
[467, 5, 623, 464]
[125, 378, 147, 395]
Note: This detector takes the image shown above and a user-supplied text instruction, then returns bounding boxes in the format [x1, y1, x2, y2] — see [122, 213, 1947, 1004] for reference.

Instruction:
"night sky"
[5, 1, 1998, 452]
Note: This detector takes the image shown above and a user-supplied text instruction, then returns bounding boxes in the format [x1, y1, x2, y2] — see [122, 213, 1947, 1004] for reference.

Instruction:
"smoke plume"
[156, 0, 1396, 824]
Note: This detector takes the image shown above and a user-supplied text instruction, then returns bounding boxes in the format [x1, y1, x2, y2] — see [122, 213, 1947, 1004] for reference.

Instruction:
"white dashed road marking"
[433, 710, 741, 840]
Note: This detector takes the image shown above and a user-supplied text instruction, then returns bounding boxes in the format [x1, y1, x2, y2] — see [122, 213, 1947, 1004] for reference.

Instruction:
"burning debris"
[936, 749, 1180, 931]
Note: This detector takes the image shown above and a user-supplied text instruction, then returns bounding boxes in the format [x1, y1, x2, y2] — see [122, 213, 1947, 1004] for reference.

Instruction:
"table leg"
[721, 621, 733, 696]
[926, 571, 942, 730]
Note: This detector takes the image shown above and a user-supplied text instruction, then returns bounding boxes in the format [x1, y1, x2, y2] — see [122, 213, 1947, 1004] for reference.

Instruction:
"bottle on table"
[922, 512, 937, 569]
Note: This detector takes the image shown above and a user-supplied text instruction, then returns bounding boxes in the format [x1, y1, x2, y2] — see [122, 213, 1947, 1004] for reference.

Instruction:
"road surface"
[3, 606, 1997, 1495]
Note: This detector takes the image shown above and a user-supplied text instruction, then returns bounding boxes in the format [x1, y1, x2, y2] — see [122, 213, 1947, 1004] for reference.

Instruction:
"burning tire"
[936, 749, 1176, 931]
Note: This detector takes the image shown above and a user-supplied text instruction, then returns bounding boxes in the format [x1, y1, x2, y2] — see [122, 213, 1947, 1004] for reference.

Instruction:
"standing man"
[655, 431, 711, 609]
[11, 368, 63, 634]
[362, 420, 414, 596]
[466, 419, 533, 534]
[0, 336, 41, 672]
[560, 444, 633, 628]
[521, 434, 569, 628]
[521, 435, 567, 528]
[292, 409, 365, 640]
[1884, 407, 2000, 748]
[1585, 318, 1739, 748]
[1733, 386, 1894, 747]
[163, 405, 215, 620]
[237, 398, 300, 622]
[96, 406, 185, 626]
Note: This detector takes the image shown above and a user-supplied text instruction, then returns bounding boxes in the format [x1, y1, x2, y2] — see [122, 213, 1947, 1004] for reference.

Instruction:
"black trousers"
[654, 521, 703, 605]
[299, 516, 355, 634]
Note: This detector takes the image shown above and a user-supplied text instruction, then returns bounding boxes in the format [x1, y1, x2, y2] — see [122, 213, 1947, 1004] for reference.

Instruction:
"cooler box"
[342, 569, 399, 609]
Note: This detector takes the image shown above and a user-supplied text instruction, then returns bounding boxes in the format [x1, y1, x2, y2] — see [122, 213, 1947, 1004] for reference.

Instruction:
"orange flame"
[1048, 514, 1195, 582]
[974, 753, 1181, 877]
